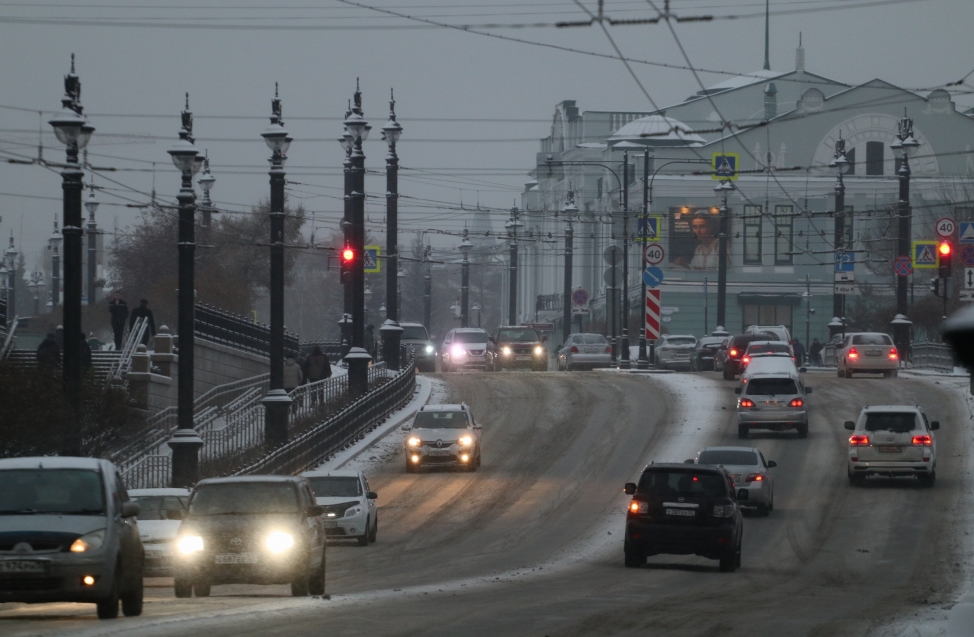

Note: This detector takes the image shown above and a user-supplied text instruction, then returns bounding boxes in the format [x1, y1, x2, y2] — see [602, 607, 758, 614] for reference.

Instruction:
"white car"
[301, 470, 378, 546]
[654, 334, 697, 370]
[692, 447, 777, 515]
[845, 405, 939, 486]
[404, 403, 483, 472]
[128, 488, 190, 577]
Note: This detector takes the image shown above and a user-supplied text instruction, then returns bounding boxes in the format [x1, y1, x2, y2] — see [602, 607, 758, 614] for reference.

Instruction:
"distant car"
[0, 457, 144, 619]
[129, 488, 190, 577]
[557, 332, 611, 370]
[403, 403, 482, 472]
[693, 447, 776, 516]
[836, 332, 899, 378]
[740, 356, 801, 384]
[746, 324, 792, 344]
[735, 366, 811, 438]
[741, 340, 794, 368]
[691, 336, 727, 371]
[399, 322, 436, 372]
[654, 334, 697, 370]
[301, 470, 378, 546]
[172, 476, 326, 598]
[440, 328, 491, 372]
[845, 405, 938, 486]
[623, 463, 745, 571]
[720, 334, 770, 380]
[489, 326, 548, 371]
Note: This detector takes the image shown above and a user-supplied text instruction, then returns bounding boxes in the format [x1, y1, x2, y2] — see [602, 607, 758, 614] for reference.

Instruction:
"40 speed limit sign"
[643, 243, 664, 266]
[936, 217, 956, 238]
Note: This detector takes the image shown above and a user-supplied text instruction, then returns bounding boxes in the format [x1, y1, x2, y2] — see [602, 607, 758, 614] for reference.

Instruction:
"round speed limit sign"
[936, 217, 956, 238]
[643, 243, 665, 265]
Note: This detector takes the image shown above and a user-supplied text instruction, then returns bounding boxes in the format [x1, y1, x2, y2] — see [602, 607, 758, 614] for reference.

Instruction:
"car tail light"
[604, 346, 612, 354]
[848, 347, 859, 359]
[744, 473, 764, 483]
[729, 348, 739, 357]
[849, 435, 870, 446]
[889, 348, 898, 360]
[570, 346, 579, 353]
[789, 398, 804, 407]
[742, 355, 750, 365]
[739, 398, 754, 408]
[912, 435, 932, 446]
[629, 500, 648, 514]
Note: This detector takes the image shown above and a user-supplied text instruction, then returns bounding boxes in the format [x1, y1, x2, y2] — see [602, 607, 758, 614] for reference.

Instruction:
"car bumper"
[443, 354, 488, 369]
[497, 355, 546, 368]
[175, 552, 308, 585]
[658, 357, 692, 369]
[844, 358, 898, 372]
[625, 519, 738, 560]
[848, 460, 935, 476]
[738, 410, 807, 428]
[732, 482, 771, 506]
[0, 554, 116, 603]
[323, 511, 369, 538]
[567, 354, 611, 367]
[406, 446, 477, 467]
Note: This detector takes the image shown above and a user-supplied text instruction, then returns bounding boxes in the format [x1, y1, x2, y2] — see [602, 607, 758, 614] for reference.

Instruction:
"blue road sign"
[643, 266, 664, 288]
[834, 251, 855, 273]
[364, 246, 381, 273]
[960, 222, 974, 244]
[635, 216, 661, 242]
[961, 244, 974, 267]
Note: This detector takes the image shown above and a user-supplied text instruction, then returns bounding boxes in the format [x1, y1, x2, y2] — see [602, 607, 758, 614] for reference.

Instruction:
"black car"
[691, 336, 727, 371]
[623, 463, 745, 572]
[172, 476, 326, 598]
[719, 333, 777, 380]
[488, 326, 548, 371]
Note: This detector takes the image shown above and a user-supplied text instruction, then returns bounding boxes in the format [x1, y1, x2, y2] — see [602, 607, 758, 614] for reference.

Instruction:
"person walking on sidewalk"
[129, 298, 157, 346]
[283, 356, 304, 393]
[809, 338, 823, 367]
[108, 291, 129, 349]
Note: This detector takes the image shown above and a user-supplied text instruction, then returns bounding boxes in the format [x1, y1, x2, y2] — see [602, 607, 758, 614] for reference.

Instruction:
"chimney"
[796, 32, 805, 72]
[765, 83, 778, 120]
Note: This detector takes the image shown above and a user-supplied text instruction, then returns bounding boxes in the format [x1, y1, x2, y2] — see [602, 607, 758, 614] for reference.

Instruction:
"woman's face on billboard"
[691, 216, 713, 240]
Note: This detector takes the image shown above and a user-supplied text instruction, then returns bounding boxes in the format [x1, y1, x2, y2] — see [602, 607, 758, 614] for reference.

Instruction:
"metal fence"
[194, 304, 299, 358]
[298, 339, 344, 359]
[0, 317, 18, 361]
[107, 317, 147, 381]
[0, 298, 6, 328]
[119, 455, 171, 491]
[912, 342, 955, 372]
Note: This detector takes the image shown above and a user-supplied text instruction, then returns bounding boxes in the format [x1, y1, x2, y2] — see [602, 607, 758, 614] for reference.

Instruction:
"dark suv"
[623, 463, 744, 572]
[172, 476, 326, 598]
[489, 326, 548, 371]
[719, 333, 776, 380]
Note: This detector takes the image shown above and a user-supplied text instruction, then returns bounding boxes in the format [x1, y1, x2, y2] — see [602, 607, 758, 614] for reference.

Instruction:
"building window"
[596, 177, 603, 200]
[743, 205, 762, 265]
[866, 141, 884, 176]
[774, 205, 794, 265]
[846, 147, 856, 176]
[741, 304, 793, 333]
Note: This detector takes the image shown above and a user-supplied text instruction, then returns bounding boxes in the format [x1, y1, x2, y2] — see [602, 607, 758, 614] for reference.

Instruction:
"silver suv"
[845, 405, 938, 486]
[735, 369, 811, 438]
[403, 404, 483, 472]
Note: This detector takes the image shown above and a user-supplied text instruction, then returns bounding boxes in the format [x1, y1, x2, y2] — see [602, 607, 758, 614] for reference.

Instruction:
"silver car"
[556, 332, 611, 370]
[399, 322, 437, 372]
[302, 470, 378, 546]
[129, 487, 189, 577]
[654, 334, 697, 370]
[693, 446, 777, 515]
[403, 403, 483, 472]
[845, 405, 938, 485]
[735, 370, 811, 438]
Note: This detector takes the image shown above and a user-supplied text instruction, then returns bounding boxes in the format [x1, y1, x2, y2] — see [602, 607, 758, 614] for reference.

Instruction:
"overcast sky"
[1, 0, 971, 273]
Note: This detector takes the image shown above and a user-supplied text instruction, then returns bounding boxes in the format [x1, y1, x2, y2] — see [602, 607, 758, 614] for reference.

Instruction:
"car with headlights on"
[623, 463, 744, 571]
[691, 336, 727, 371]
[172, 476, 325, 598]
[556, 332, 611, 370]
[403, 403, 482, 472]
[692, 447, 776, 516]
[399, 321, 436, 372]
[301, 470, 377, 546]
[440, 328, 491, 372]
[845, 405, 938, 486]
[654, 334, 697, 370]
[129, 488, 189, 577]
[489, 326, 548, 371]
[0, 457, 144, 619]
[735, 368, 810, 438]
[836, 332, 899, 378]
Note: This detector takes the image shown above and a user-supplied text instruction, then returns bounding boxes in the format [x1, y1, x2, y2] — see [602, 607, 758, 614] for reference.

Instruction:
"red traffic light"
[342, 247, 355, 262]
[938, 241, 951, 257]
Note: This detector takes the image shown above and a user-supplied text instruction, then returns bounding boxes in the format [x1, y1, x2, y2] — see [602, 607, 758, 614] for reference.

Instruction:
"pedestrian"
[36, 333, 60, 368]
[129, 298, 157, 346]
[108, 291, 129, 349]
[283, 356, 304, 393]
[305, 346, 332, 383]
[809, 338, 823, 367]
[792, 338, 806, 367]
[79, 332, 92, 374]
[54, 325, 64, 351]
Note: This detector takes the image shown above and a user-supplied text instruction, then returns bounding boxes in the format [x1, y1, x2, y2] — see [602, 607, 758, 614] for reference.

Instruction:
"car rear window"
[190, 482, 299, 515]
[414, 411, 469, 429]
[852, 334, 893, 345]
[132, 495, 188, 520]
[748, 343, 791, 355]
[698, 450, 758, 466]
[579, 334, 607, 345]
[746, 378, 798, 395]
[497, 329, 541, 342]
[0, 469, 105, 515]
[665, 337, 696, 346]
[864, 412, 917, 433]
[637, 470, 727, 498]
[306, 477, 361, 498]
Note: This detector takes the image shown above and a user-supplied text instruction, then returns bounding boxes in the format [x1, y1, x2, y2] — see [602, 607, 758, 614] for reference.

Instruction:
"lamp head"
[84, 186, 100, 218]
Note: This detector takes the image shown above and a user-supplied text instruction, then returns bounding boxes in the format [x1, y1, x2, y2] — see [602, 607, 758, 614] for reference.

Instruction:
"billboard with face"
[669, 206, 727, 270]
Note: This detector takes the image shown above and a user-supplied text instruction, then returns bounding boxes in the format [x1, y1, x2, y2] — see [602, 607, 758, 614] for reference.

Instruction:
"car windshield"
[746, 378, 799, 395]
[665, 337, 696, 346]
[189, 482, 299, 515]
[497, 329, 541, 342]
[637, 470, 727, 498]
[414, 411, 469, 429]
[578, 334, 607, 345]
[0, 469, 105, 515]
[748, 343, 791, 355]
[401, 326, 430, 340]
[306, 477, 362, 498]
[864, 412, 917, 433]
[698, 450, 758, 466]
[852, 334, 893, 345]
[132, 495, 188, 521]
[454, 331, 488, 344]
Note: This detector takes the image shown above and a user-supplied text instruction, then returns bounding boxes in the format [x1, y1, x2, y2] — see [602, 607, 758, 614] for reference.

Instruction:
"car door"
[114, 472, 142, 578]
[362, 475, 376, 524]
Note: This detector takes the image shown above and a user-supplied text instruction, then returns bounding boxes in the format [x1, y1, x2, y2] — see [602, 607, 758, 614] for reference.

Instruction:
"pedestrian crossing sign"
[364, 245, 381, 273]
[711, 152, 739, 181]
[635, 215, 661, 242]
[959, 221, 974, 244]
[912, 240, 939, 269]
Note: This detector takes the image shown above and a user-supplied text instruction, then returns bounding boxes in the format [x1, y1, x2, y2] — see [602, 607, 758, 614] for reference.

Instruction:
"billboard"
[669, 206, 727, 270]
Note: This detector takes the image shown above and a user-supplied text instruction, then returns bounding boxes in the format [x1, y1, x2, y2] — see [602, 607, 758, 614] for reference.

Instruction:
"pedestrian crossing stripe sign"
[912, 240, 939, 269]
[364, 245, 381, 273]
[635, 215, 661, 242]
[711, 152, 739, 181]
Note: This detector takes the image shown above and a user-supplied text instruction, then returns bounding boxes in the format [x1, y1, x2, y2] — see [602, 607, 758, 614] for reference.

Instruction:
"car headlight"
[425, 345, 434, 355]
[345, 506, 363, 518]
[176, 535, 204, 555]
[70, 529, 106, 553]
[451, 345, 466, 358]
[407, 436, 421, 447]
[534, 346, 544, 356]
[502, 346, 512, 356]
[265, 532, 294, 554]
[458, 435, 473, 446]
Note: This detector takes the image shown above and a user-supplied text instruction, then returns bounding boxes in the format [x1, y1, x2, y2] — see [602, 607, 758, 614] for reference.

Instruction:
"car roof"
[744, 359, 799, 375]
[699, 446, 759, 453]
[300, 469, 361, 479]
[860, 404, 923, 413]
[0, 456, 109, 471]
[195, 476, 305, 487]
[420, 403, 469, 412]
[663, 334, 695, 339]
[641, 462, 724, 472]
[128, 488, 191, 497]
[453, 328, 488, 334]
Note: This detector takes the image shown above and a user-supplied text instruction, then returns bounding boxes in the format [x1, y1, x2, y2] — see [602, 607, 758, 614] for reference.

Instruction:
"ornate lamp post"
[84, 182, 99, 306]
[562, 189, 577, 345]
[338, 118, 354, 357]
[460, 229, 472, 328]
[890, 110, 920, 362]
[48, 218, 61, 310]
[197, 151, 216, 229]
[397, 266, 405, 320]
[3, 235, 17, 320]
[715, 179, 734, 329]
[828, 133, 851, 336]
[28, 271, 45, 317]
[380, 90, 404, 369]
[506, 206, 523, 325]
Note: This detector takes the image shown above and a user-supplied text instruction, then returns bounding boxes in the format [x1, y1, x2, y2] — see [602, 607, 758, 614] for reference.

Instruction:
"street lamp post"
[620, 151, 631, 369]
[507, 207, 523, 326]
[460, 229, 472, 328]
[562, 190, 577, 345]
[84, 182, 99, 307]
[397, 267, 404, 321]
[3, 236, 17, 321]
[472, 303, 482, 328]
[28, 272, 44, 318]
[828, 133, 851, 336]
[715, 180, 734, 329]
[380, 90, 404, 369]
[890, 110, 919, 362]
[48, 219, 61, 310]
[423, 244, 432, 331]
[166, 93, 203, 487]
[338, 110, 354, 357]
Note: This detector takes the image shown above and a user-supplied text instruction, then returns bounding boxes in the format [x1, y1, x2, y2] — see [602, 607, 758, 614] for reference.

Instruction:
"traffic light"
[340, 246, 355, 283]
[929, 277, 941, 297]
[938, 240, 952, 279]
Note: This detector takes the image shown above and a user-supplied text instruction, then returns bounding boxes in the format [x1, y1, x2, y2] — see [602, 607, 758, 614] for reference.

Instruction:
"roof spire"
[796, 31, 805, 71]
[763, 0, 770, 71]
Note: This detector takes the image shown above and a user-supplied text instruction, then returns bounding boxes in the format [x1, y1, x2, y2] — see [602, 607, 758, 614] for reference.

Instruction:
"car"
[691, 336, 727, 371]
[489, 326, 548, 371]
[720, 334, 769, 379]
[692, 447, 777, 516]
[556, 332, 611, 370]
[740, 355, 801, 385]
[0, 457, 144, 619]
[836, 332, 899, 378]
[440, 328, 491, 372]
[741, 340, 794, 368]
[399, 322, 437, 372]
[735, 367, 811, 438]
[129, 487, 190, 577]
[301, 470, 378, 546]
[822, 332, 845, 367]
[746, 324, 792, 344]
[654, 334, 697, 370]
[172, 476, 326, 598]
[623, 463, 745, 571]
[844, 405, 938, 486]
[403, 403, 483, 472]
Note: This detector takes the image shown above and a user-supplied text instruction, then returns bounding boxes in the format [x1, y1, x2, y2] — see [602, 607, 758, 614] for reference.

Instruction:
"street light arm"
[546, 159, 623, 196]
[648, 159, 712, 206]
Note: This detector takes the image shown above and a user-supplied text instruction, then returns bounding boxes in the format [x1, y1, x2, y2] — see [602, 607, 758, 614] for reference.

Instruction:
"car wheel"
[755, 503, 770, 517]
[719, 552, 737, 572]
[174, 577, 192, 598]
[623, 541, 646, 568]
[768, 489, 774, 512]
[797, 423, 808, 438]
[357, 532, 369, 546]
[308, 552, 326, 596]
[368, 516, 378, 543]
[476, 452, 482, 468]
[121, 563, 144, 617]
[406, 460, 417, 473]
[848, 470, 866, 485]
[738, 425, 748, 439]
[194, 580, 211, 597]
[96, 567, 120, 619]
[918, 470, 936, 487]
[291, 566, 310, 597]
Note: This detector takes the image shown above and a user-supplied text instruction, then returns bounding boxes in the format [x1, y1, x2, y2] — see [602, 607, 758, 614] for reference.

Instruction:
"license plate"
[877, 446, 902, 453]
[585, 347, 598, 354]
[323, 521, 338, 529]
[763, 400, 782, 406]
[145, 549, 165, 559]
[0, 560, 46, 573]
[865, 348, 882, 356]
[215, 553, 258, 564]
[428, 449, 453, 456]
[665, 509, 695, 517]
[516, 355, 532, 360]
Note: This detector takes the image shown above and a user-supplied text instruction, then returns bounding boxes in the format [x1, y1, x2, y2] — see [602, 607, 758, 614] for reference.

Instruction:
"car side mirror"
[367, 492, 378, 500]
[166, 508, 184, 521]
[799, 367, 807, 373]
[805, 387, 813, 394]
[307, 505, 324, 518]
[541, 336, 548, 343]
[624, 482, 636, 495]
[121, 502, 140, 518]
[489, 337, 496, 344]
[402, 424, 411, 431]
[734, 387, 741, 394]
[931, 421, 940, 430]
[737, 489, 749, 501]
[844, 421, 855, 430]
[473, 423, 482, 430]
[767, 460, 777, 468]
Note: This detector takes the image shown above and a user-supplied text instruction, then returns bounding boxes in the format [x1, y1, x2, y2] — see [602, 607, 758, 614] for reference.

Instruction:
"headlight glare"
[70, 529, 106, 553]
[458, 435, 473, 446]
[407, 436, 421, 447]
[265, 531, 294, 553]
[177, 535, 204, 554]
[425, 345, 434, 354]
[502, 346, 512, 356]
[534, 346, 544, 356]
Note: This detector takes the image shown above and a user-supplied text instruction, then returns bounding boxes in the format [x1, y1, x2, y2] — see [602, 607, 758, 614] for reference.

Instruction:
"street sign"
[960, 290, 974, 302]
[966, 268, 974, 290]
[936, 217, 956, 238]
[912, 241, 939, 269]
[643, 266, 664, 288]
[635, 216, 661, 242]
[834, 251, 854, 273]
[643, 243, 665, 265]
[711, 152, 739, 181]
[960, 222, 974, 244]
[603, 267, 621, 287]
[603, 245, 622, 265]
[834, 283, 858, 295]
[571, 305, 589, 315]
[960, 245, 974, 266]
[645, 288, 661, 340]
[894, 255, 913, 278]
[571, 288, 589, 306]
[835, 272, 855, 282]
[364, 245, 381, 273]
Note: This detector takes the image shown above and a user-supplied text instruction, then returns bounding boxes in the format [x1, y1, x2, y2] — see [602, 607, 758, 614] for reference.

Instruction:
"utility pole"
[891, 110, 919, 362]
[715, 180, 733, 328]
[84, 184, 99, 306]
[507, 206, 522, 326]
[423, 243, 432, 331]
[637, 149, 650, 369]
[49, 218, 61, 310]
[562, 190, 577, 345]
[338, 101, 354, 358]
[460, 229, 471, 328]
[620, 151, 631, 369]
[829, 133, 850, 336]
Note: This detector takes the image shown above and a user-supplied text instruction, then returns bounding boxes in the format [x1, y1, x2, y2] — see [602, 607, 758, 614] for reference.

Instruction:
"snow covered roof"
[696, 69, 786, 94]
[608, 114, 705, 146]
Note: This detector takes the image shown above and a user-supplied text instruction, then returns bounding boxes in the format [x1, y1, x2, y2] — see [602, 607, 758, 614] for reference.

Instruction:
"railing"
[0, 317, 19, 361]
[536, 294, 563, 312]
[298, 339, 344, 359]
[108, 317, 147, 381]
[119, 455, 172, 491]
[912, 342, 955, 373]
[0, 298, 6, 328]
[195, 304, 299, 357]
